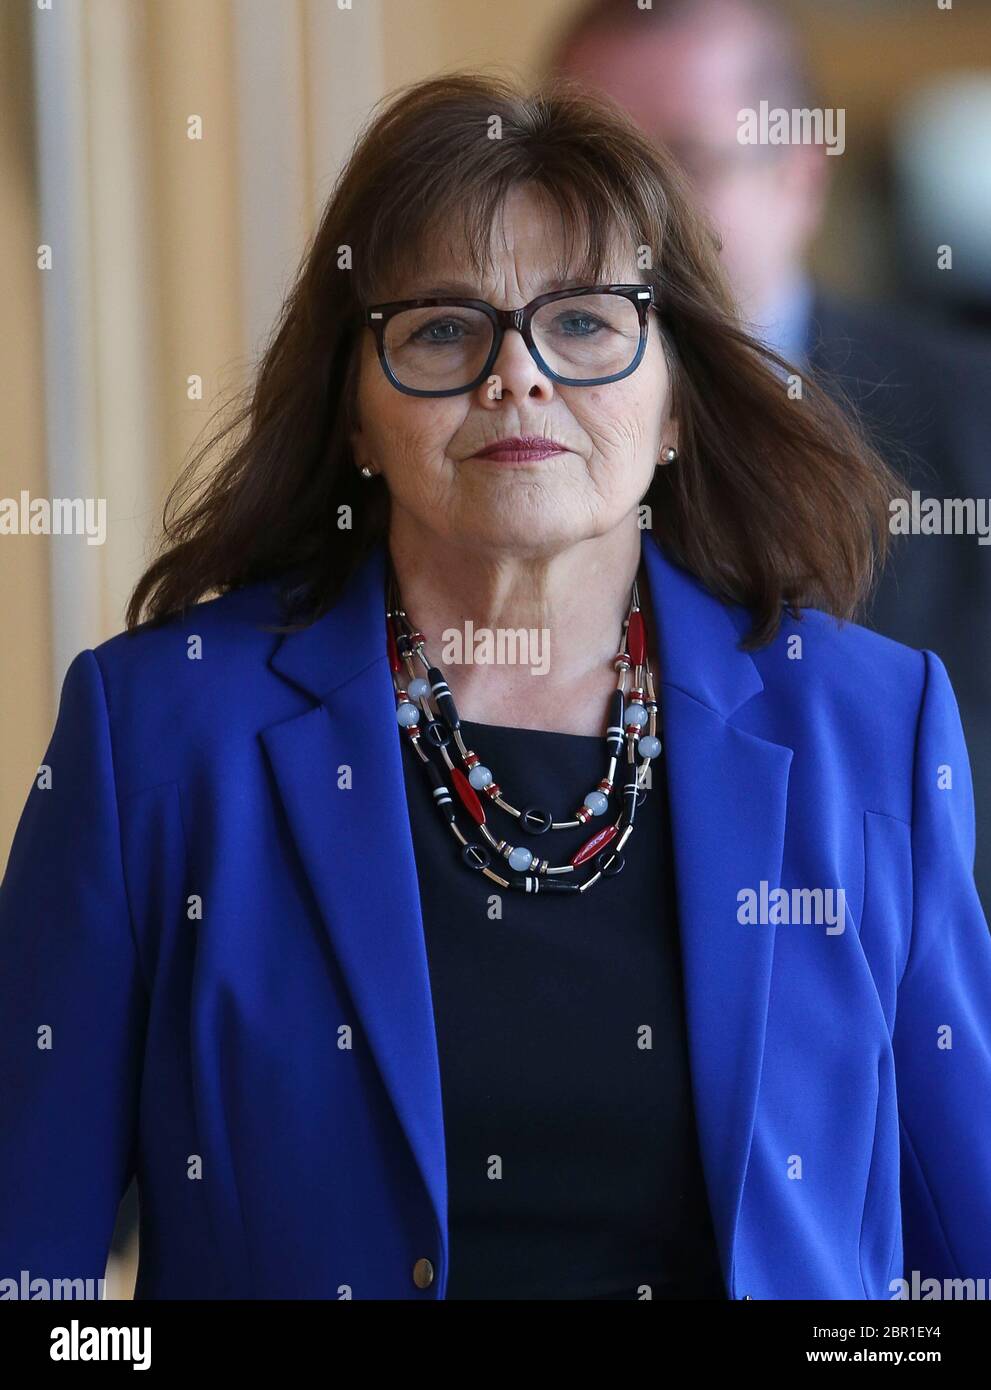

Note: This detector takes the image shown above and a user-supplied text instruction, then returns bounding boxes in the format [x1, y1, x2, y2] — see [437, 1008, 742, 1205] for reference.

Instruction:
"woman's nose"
[483, 327, 553, 400]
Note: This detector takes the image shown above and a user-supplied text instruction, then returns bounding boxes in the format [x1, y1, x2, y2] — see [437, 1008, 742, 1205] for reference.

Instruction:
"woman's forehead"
[379, 244, 636, 301]
[371, 194, 637, 301]
[392, 268, 634, 300]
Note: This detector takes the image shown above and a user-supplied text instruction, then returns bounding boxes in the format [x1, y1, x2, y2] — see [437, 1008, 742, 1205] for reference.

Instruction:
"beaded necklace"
[387, 566, 663, 894]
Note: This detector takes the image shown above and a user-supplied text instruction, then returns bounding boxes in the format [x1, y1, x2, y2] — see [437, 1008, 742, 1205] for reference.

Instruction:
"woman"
[2, 73, 990, 1302]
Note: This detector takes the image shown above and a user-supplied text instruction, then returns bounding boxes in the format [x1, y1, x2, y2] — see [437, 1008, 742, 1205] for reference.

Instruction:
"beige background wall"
[1, 0, 49, 851]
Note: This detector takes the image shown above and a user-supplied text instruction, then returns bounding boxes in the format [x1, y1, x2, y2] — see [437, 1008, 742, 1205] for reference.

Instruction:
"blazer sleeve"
[0, 649, 148, 1291]
[892, 648, 991, 1285]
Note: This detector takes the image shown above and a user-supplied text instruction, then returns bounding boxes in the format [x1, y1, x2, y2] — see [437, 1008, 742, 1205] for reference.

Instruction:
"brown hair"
[126, 71, 903, 648]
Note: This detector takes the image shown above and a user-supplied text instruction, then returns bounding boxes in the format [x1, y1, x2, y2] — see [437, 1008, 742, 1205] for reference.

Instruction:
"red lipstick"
[473, 436, 569, 464]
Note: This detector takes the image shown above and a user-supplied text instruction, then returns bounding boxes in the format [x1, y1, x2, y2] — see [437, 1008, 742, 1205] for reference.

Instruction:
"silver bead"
[468, 764, 493, 790]
[396, 701, 420, 727]
[584, 790, 609, 816]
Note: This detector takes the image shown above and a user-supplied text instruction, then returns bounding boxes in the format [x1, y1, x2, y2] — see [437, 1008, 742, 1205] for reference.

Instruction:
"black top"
[401, 715, 726, 1300]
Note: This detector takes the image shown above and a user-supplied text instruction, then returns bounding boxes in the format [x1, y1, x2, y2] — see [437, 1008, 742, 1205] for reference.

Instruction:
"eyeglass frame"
[363, 283, 659, 398]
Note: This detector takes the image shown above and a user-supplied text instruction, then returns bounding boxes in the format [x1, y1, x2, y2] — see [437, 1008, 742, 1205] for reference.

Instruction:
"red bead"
[572, 823, 618, 866]
[387, 618, 402, 674]
[451, 767, 486, 825]
[627, 609, 647, 666]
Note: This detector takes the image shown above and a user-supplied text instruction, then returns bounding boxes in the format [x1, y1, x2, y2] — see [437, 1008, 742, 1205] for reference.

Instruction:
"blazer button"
[412, 1258, 434, 1289]
[743, 1294, 753, 1300]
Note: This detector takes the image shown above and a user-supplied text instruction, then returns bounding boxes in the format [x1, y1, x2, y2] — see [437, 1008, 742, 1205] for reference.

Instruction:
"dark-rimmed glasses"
[363, 284, 658, 397]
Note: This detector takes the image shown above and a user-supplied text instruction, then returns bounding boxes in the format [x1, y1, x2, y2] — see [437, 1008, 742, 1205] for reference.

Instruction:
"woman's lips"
[471, 444, 568, 464]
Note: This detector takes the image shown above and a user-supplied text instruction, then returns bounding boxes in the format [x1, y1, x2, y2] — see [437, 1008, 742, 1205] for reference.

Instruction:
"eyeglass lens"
[382, 292, 643, 391]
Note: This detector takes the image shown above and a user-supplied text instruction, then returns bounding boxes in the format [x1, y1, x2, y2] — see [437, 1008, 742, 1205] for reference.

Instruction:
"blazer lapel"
[260, 544, 448, 1272]
[640, 532, 793, 1293]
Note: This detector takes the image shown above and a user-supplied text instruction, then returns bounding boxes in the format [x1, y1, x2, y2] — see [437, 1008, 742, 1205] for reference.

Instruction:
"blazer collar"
[262, 530, 792, 1298]
[268, 543, 390, 705]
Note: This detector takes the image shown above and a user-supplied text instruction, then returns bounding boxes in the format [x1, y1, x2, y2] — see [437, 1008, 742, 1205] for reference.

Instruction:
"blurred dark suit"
[807, 293, 991, 914]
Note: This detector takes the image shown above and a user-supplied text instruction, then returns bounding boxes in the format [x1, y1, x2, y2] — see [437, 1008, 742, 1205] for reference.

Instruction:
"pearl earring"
[661, 446, 678, 464]
[359, 465, 374, 478]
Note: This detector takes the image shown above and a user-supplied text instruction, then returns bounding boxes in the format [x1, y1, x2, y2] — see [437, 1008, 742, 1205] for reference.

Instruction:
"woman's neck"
[386, 522, 659, 736]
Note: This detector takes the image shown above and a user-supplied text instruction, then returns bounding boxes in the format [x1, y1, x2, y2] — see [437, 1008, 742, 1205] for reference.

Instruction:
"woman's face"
[351, 184, 677, 556]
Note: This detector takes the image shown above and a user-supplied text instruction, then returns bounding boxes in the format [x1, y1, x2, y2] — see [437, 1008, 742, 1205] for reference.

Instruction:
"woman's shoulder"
[95, 576, 290, 671]
[749, 598, 933, 709]
[743, 598, 960, 772]
[69, 577, 305, 796]
[774, 601, 928, 680]
[653, 534, 931, 713]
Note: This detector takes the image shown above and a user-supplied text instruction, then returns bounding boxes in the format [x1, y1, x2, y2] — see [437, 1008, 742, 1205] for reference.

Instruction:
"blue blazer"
[2, 529, 990, 1300]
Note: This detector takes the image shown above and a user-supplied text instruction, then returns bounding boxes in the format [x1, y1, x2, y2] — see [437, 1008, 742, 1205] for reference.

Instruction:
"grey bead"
[626, 702, 648, 728]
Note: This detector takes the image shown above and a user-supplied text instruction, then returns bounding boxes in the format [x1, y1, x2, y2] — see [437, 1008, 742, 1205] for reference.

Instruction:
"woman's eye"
[555, 314, 604, 336]
[412, 318, 467, 344]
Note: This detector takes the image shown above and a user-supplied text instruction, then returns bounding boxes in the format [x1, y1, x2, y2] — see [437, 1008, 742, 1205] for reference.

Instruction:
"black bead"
[509, 875, 580, 893]
[422, 761, 455, 821]
[423, 718, 451, 748]
[520, 806, 553, 835]
[606, 690, 625, 758]
[596, 849, 625, 877]
[462, 843, 491, 871]
[428, 665, 460, 731]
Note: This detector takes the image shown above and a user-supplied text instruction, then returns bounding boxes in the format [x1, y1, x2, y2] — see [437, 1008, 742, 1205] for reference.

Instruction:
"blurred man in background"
[549, 0, 991, 912]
